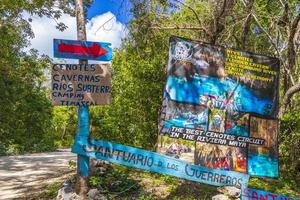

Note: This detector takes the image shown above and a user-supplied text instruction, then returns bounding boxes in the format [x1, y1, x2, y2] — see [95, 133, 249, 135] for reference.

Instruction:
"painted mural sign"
[51, 64, 111, 106]
[158, 36, 280, 178]
[241, 188, 297, 200]
[53, 39, 112, 61]
[72, 139, 250, 188]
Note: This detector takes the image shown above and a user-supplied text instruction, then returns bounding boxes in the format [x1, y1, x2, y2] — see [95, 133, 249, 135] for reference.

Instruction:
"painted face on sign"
[173, 42, 192, 61]
[212, 114, 222, 128]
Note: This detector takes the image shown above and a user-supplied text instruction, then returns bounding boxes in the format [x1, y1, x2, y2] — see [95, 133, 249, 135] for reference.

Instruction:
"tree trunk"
[279, 81, 300, 118]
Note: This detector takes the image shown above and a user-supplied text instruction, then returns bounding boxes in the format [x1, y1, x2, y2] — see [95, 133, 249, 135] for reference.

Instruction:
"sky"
[87, 0, 132, 23]
[27, 0, 132, 60]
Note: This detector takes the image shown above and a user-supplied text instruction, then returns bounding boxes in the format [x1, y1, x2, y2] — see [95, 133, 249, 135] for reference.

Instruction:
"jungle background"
[0, 0, 299, 198]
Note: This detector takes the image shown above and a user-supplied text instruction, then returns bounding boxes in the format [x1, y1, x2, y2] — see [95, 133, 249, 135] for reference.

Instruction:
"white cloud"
[86, 12, 127, 48]
[26, 11, 127, 60]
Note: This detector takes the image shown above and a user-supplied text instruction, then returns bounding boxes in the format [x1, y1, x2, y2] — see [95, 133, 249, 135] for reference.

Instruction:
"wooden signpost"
[51, 0, 113, 197]
[74, 0, 90, 197]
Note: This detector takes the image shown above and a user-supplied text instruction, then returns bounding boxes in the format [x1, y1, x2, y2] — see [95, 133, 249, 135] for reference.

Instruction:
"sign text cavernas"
[51, 64, 111, 106]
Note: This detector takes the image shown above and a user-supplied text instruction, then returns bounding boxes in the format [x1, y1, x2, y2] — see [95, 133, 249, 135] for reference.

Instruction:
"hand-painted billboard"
[51, 64, 111, 106]
[158, 36, 280, 178]
[53, 39, 112, 61]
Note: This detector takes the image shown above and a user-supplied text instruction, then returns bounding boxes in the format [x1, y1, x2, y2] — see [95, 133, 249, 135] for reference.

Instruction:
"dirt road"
[0, 150, 76, 200]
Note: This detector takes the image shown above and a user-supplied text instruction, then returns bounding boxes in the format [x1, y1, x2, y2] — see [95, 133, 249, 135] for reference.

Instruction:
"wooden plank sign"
[52, 64, 111, 106]
[72, 139, 250, 188]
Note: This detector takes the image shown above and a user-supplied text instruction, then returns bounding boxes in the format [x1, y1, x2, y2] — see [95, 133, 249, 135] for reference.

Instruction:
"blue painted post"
[74, 105, 90, 196]
[75, 106, 90, 177]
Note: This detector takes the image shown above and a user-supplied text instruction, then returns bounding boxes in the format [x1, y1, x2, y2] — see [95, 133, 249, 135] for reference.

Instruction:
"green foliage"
[88, 164, 217, 199]
[89, 165, 140, 197]
[0, 0, 80, 155]
[0, 51, 55, 154]
[279, 107, 300, 190]
[39, 182, 63, 199]
[51, 107, 77, 147]
[89, 176, 102, 187]
[249, 177, 300, 198]
[90, 34, 168, 149]
[68, 160, 77, 170]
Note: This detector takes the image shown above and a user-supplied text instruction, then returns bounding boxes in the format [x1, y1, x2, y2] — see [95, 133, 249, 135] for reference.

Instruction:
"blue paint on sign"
[242, 188, 297, 200]
[72, 139, 250, 188]
[53, 39, 112, 61]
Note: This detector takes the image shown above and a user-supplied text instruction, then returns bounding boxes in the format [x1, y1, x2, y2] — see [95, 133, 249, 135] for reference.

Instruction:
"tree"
[0, 0, 92, 154]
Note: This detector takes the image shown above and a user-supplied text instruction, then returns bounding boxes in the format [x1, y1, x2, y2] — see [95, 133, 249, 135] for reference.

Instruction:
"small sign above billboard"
[53, 39, 112, 61]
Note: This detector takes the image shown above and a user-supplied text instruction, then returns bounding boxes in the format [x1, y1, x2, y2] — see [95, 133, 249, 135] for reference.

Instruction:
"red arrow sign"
[58, 42, 108, 58]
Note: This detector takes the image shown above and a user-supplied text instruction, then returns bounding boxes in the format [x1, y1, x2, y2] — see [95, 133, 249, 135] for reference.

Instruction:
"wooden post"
[74, 0, 89, 198]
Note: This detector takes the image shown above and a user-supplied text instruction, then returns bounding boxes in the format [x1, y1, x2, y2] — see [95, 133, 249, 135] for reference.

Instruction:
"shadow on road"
[0, 150, 76, 199]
